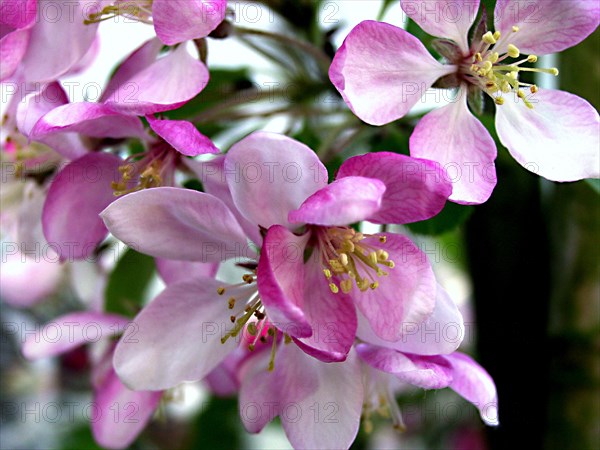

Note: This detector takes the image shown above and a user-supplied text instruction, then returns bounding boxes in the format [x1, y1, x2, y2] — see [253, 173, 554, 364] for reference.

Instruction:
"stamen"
[268, 328, 278, 371]
[507, 44, 520, 58]
[482, 31, 496, 45]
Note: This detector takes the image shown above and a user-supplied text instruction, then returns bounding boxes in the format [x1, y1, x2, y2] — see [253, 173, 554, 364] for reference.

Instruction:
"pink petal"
[147, 115, 219, 156]
[495, 88, 600, 181]
[30, 102, 147, 140]
[357, 284, 464, 355]
[280, 346, 363, 450]
[153, 0, 227, 45]
[101, 187, 252, 263]
[224, 132, 328, 230]
[113, 278, 243, 390]
[410, 88, 497, 205]
[443, 352, 499, 426]
[337, 152, 452, 223]
[100, 38, 163, 103]
[0, 28, 30, 81]
[288, 176, 386, 226]
[183, 156, 263, 246]
[293, 252, 357, 362]
[93, 367, 162, 449]
[349, 233, 436, 342]
[22, 312, 129, 360]
[257, 225, 312, 338]
[155, 258, 218, 285]
[21, 0, 99, 82]
[400, 0, 480, 54]
[329, 20, 456, 126]
[104, 43, 209, 115]
[42, 153, 123, 261]
[238, 344, 363, 450]
[16, 82, 87, 160]
[0, 251, 63, 307]
[356, 344, 454, 389]
[494, 0, 600, 55]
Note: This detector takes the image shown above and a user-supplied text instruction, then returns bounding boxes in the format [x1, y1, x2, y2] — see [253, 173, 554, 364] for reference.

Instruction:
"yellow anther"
[230, 315, 236, 323]
[358, 278, 370, 291]
[378, 235, 387, 243]
[550, 68, 559, 76]
[217, 287, 226, 295]
[482, 61, 493, 72]
[517, 89, 526, 99]
[341, 279, 353, 294]
[370, 282, 379, 290]
[369, 251, 378, 266]
[341, 239, 355, 252]
[501, 81, 511, 93]
[530, 85, 538, 94]
[507, 44, 520, 58]
[329, 283, 339, 294]
[247, 322, 257, 335]
[527, 55, 538, 63]
[339, 253, 349, 267]
[382, 260, 395, 269]
[495, 97, 505, 105]
[228, 297, 236, 309]
[323, 269, 332, 279]
[512, 26, 520, 32]
[489, 52, 499, 63]
[493, 30, 501, 40]
[242, 274, 254, 284]
[474, 52, 483, 62]
[377, 250, 389, 261]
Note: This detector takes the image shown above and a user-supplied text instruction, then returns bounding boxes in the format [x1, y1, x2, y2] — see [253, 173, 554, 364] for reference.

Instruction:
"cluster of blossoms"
[1, 0, 598, 449]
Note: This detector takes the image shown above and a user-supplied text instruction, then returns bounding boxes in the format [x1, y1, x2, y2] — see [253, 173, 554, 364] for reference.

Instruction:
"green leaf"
[104, 248, 155, 317]
[406, 201, 474, 235]
[585, 178, 600, 195]
[187, 396, 242, 450]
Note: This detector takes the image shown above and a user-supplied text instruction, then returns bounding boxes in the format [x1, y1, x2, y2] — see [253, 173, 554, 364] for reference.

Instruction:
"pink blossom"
[330, 0, 600, 204]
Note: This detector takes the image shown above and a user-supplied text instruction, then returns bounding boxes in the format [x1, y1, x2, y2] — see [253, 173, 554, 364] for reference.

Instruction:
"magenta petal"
[357, 284, 464, 355]
[410, 89, 497, 205]
[16, 82, 87, 160]
[101, 187, 252, 262]
[147, 115, 219, 156]
[113, 278, 242, 390]
[100, 38, 163, 103]
[257, 226, 312, 338]
[356, 344, 454, 389]
[104, 43, 209, 115]
[400, 0, 479, 54]
[329, 20, 456, 126]
[30, 102, 147, 140]
[337, 152, 452, 223]
[155, 258, 218, 285]
[21, 1, 99, 82]
[494, 0, 600, 55]
[293, 252, 357, 362]
[22, 312, 129, 360]
[0, 28, 30, 81]
[93, 367, 162, 449]
[289, 176, 386, 226]
[0, 0, 37, 29]
[495, 88, 600, 181]
[42, 153, 122, 261]
[443, 352, 499, 426]
[350, 233, 436, 342]
[279, 346, 363, 450]
[225, 132, 328, 230]
[153, 0, 227, 45]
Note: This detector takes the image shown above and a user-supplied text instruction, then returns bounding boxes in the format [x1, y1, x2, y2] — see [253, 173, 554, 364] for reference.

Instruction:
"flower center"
[111, 144, 177, 196]
[217, 273, 288, 371]
[316, 227, 395, 294]
[463, 27, 559, 108]
[85, 1, 153, 25]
